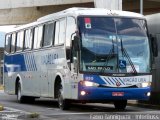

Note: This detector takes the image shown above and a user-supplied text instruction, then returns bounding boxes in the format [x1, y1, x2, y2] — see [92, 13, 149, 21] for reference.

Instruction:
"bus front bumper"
[78, 87, 151, 101]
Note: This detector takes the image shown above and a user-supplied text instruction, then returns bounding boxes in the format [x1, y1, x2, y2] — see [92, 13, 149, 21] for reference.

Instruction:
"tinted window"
[24, 29, 33, 50]
[11, 33, 16, 53]
[43, 22, 55, 47]
[116, 18, 147, 36]
[34, 25, 43, 49]
[16, 31, 24, 51]
[5, 34, 11, 53]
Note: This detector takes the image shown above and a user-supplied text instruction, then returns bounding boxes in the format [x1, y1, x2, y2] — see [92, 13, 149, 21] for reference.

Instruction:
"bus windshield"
[78, 17, 150, 73]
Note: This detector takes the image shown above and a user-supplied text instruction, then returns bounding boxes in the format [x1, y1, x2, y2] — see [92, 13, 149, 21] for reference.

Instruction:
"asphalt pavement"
[1, 90, 160, 120]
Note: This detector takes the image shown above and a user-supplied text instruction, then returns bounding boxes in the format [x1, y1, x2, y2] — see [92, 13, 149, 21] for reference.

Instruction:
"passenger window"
[24, 29, 33, 50]
[11, 33, 16, 53]
[59, 19, 66, 44]
[54, 18, 66, 45]
[5, 34, 11, 53]
[66, 17, 76, 47]
[16, 31, 24, 51]
[54, 21, 60, 45]
[34, 25, 43, 49]
[43, 22, 55, 47]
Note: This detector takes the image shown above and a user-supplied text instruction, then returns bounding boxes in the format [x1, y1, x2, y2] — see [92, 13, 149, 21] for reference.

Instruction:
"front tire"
[57, 83, 70, 110]
[114, 100, 127, 110]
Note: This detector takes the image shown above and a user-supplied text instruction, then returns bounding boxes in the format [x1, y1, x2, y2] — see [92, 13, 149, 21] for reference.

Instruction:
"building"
[123, 0, 160, 15]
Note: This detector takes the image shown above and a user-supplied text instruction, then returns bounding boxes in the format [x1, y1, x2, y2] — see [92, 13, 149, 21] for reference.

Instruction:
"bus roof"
[7, 7, 144, 33]
[38, 7, 144, 22]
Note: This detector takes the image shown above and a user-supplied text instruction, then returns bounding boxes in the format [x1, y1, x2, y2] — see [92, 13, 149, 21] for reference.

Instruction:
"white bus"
[4, 8, 155, 110]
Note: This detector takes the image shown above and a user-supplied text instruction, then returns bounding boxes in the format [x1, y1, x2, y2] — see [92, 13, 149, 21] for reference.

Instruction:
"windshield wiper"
[100, 38, 116, 73]
[120, 38, 137, 74]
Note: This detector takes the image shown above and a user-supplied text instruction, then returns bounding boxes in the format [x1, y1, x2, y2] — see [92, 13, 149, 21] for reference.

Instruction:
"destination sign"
[86, 66, 113, 70]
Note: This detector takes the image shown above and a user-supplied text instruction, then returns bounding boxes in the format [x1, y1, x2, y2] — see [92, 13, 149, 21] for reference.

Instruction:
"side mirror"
[72, 36, 80, 51]
[150, 34, 158, 57]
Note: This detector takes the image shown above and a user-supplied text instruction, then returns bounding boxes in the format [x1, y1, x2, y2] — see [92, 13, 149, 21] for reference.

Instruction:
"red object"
[85, 18, 91, 23]
[112, 92, 124, 96]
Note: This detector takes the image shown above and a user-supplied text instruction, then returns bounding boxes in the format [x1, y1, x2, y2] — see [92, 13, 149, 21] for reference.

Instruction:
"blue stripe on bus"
[108, 77, 115, 85]
[4, 53, 37, 73]
[83, 74, 106, 84]
[103, 77, 111, 85]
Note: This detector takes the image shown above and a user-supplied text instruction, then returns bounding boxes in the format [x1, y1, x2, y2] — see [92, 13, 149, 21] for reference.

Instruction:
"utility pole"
[140, 0, 143, 14]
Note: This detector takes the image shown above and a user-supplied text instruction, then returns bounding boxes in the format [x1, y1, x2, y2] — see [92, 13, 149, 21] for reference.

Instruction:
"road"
[0, 90, 160, 120]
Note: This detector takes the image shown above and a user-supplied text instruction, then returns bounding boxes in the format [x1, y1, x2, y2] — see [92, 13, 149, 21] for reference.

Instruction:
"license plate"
[112, 92, 124, 96]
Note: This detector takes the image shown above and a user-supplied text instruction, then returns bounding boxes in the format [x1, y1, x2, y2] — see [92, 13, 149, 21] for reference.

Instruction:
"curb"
[1, 107, 51, 120]
[0, 107, 44, 119]
[18, 112, 40, 119]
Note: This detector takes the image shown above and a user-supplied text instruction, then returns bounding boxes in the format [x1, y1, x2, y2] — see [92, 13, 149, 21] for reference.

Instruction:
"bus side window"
[5, 34, 11, 53]
[59, 18, 66, 44]
[54, 21, 60, 45]
[11, 33, 16, 53]
[66, 17, 76, 60]
[66, 17, 76, 47]
[33, 25, 44, 49]
[54, 18, 66, 46]
[43, 22, 55, 47]
[24, 29, 33, 50]
[16, 31, 24, 52]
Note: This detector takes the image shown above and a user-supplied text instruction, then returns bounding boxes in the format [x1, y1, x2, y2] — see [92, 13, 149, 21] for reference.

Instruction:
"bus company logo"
[116, 81, 121, 87]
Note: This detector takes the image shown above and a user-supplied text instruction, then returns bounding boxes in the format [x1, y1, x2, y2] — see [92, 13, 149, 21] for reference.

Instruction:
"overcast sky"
[0, 26, 16, 47]
[0, 25, 16, 33]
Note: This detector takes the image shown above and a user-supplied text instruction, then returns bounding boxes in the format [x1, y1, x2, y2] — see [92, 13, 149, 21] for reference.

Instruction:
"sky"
[0, 25, 16, 33]
[0, 25, 16, 47]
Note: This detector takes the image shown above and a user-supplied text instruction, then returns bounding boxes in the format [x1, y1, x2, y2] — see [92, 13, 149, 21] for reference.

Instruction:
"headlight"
[142, 82, 151, 87]
[80, 81, 99, 87]
[136, 82, 151, 88]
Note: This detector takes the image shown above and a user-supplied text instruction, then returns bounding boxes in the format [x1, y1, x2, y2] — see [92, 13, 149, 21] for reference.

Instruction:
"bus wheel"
[57, 84, 70, 110]
[17, 82, 25, 103]
[114, 100, 127, 110]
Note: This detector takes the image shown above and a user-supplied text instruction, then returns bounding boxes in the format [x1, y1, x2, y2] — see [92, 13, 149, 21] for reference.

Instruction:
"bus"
[146, 13, 160, 104]
[4, 8, 156, 110]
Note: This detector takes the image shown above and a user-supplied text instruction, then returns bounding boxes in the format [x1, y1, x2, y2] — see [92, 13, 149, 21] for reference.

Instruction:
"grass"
[0, 105, 4, 111]
[0, 85, 4, 90]
[29, 112, 39, 118]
